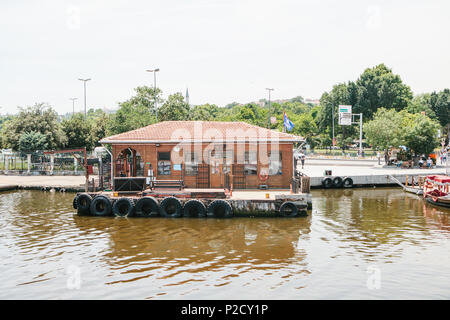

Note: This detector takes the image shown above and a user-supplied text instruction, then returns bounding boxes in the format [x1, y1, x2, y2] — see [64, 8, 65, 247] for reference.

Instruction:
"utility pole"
[78, 78, 91, 119]
[146, 68, 160, 117]
[69, 98, 77, 116]
[332, 105, 335, 146]
[265, 88, 274, 129]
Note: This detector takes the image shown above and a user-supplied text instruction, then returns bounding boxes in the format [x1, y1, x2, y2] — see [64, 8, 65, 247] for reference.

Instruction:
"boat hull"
[425, 196, 450, 208]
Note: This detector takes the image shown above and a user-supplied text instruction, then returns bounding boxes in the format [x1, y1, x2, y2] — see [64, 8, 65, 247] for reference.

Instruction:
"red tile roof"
[100, 121, 303, 144]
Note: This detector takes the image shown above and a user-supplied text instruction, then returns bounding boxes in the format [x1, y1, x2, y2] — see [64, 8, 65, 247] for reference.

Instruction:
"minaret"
[185, 88, 189, 106]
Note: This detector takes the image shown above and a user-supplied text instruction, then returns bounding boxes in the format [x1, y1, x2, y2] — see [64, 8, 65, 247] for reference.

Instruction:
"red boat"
[423, 175, 450, 208]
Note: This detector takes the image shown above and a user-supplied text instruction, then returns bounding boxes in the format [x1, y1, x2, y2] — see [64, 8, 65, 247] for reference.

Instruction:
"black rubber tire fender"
[279, 201, 299, 217]
[76, 193, 92, 215]
[342, 177, 354, 188]
[332, 176, 344, 188]
[207, 200, 233, 218]
[73, 195, 78, 209]
[160, 197, 182, 218]
[112, 198, 135, 217]
[135, 196, 160, 217]
[90, 195, 112, 217]
[183, 199, 207, 218]
[322, 177, 333, 189]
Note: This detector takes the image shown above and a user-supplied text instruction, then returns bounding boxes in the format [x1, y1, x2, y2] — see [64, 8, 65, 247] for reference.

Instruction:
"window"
[184, 152, 198, 176]
[244, 151, 257, 175]
[268, 152, 282, 175]
[158, 152, 171, 175]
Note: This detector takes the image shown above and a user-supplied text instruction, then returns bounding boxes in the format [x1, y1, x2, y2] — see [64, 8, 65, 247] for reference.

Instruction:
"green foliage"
[364, 108, 440, 155]
[61, 113, 93, 150]
[355, 64, 413, 118]
[430, 89, 450, 128]
[190, 104, 220, 121]
[157, 93, 190, 122]
[406, 94, 436, 119]
[402, 112, 440, 155]
[18, 131, 48, 153]
[108, 86, 158, 134]
[1, 103, 67, 151]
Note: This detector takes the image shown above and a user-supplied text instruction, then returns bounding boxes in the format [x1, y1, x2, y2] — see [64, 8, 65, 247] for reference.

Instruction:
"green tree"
[364, 108, 405, 157]
[406, 94, 436, 119]
[18, 131, 48, 153]
[157, 93, 190, 122]
[89, 111, 110, 148]
[355, 64, 413, 118]
[109, 86, 159, 134]
[402, 112, 440, 155]
[1, 103, 67, 151]
[61, 113, 93, 150]
[430, 89, 450, 136]
[191, 104, 220, 121]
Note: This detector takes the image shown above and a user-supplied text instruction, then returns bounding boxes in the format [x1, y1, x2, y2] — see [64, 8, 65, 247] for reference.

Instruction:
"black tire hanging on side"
[135, 196, 160, 217]
[160, 197, 182, 218]
[279, 201, 299, 217]
[89, 195, 112, 217]
[207, 200, 233, 218]
[183, 199, 207, 218]
[342, 177, 354, 188]
[322, 177, 333, 189]
[112, 198, 135, 217]
[76, 193, 92, 216]
[332, 176, 343, 188]
[73, 195, 79, 209]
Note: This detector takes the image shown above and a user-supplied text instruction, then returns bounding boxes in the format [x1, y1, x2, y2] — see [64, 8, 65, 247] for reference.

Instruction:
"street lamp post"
[69, 98, 78, 116]
[146, 68, 160, 117]
[78, 78, 91, 119]
[265, 88, 274, 129]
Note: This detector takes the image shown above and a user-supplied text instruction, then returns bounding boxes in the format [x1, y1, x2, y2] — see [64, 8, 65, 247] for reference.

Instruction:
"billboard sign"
[338, 105, 352, 125]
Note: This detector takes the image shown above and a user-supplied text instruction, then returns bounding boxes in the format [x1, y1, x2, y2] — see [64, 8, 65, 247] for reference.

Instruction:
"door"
[197, 163, 210, 188]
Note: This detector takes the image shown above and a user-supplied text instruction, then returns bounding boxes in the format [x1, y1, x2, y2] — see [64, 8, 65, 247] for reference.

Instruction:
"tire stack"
[73, 194, 308, 218]
[321, 176, 353, 189]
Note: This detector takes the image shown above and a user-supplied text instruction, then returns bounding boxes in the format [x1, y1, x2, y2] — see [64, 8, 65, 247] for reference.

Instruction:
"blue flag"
[283, 111, 294, 131]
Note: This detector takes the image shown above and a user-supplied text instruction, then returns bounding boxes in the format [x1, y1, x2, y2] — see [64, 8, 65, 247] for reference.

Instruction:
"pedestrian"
[377, 151, 381, 165]
[301, 153, 306, 169]
[426, 157, 433, 168]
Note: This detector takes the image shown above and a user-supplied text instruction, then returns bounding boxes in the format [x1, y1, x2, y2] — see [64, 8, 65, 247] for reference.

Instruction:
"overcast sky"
[0, 0, 449, 115]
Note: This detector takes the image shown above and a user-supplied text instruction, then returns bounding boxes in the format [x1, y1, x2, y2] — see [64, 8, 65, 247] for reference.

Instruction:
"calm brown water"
[0, 188, 449, 299]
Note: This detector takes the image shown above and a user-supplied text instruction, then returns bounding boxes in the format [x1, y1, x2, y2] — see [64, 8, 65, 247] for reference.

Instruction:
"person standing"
[301, 153, 306, 169]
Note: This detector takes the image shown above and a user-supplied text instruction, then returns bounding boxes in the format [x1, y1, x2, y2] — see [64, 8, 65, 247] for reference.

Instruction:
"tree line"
[0, 63, 448, 156]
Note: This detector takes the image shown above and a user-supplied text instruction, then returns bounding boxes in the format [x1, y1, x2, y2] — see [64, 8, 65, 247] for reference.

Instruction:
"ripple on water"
[0, 189, 449, 299]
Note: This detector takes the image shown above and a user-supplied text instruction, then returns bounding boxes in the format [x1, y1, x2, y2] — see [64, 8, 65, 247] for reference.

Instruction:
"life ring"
[258, 169, 269, 182]
[112, 197, 134, 217]
[424, 181, 433, 189]
[183, 199, 207, 218]
[160, 197, 182, 218]
[134, 196, 160, 217]
[207, 200, 233, 218]
[90, 195, 112, 217]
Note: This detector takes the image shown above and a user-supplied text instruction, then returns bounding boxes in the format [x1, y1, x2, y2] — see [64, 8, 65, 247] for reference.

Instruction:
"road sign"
[338, 105, 352, 125]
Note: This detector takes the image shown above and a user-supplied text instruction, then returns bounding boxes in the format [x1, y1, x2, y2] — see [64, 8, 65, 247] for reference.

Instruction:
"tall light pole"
[146, 68, 160, 117]
[78, 78, 91, 119]
[265, 88, 274, 129]
[69, 98, 78, 116]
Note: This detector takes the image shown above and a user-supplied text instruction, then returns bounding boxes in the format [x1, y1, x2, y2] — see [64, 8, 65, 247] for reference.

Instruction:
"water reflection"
[1, 189, 449, 299]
